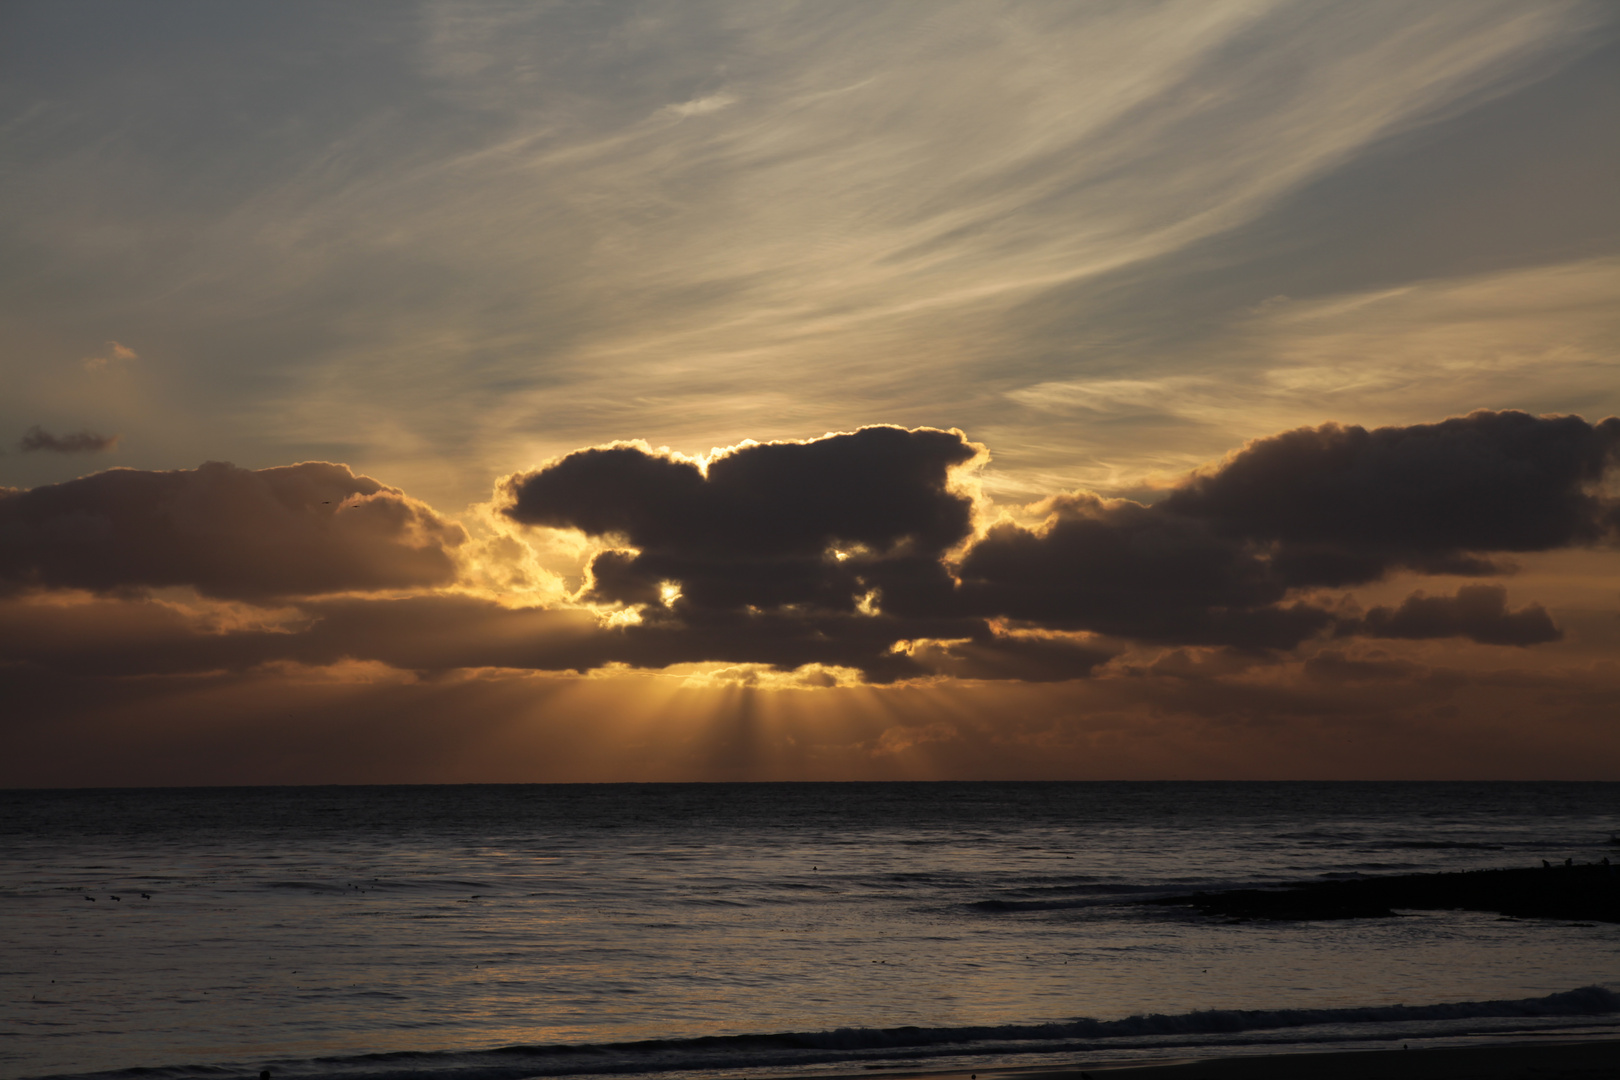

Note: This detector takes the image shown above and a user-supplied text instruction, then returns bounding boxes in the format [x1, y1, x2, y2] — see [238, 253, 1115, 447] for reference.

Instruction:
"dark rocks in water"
[1149, 863, 1620, 923]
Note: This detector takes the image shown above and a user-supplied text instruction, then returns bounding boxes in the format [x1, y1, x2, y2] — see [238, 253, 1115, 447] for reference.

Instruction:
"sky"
[2, 0, 1618, 785]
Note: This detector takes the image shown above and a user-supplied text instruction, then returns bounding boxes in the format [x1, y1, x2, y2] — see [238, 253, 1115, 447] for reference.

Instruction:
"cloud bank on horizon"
[2, 411, 1615, 680]
[2, 0, 1618, 781]
[4, 412, 1619, 782]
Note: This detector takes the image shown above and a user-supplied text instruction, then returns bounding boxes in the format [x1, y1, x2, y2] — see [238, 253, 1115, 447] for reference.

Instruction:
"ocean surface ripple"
[2, 782, 1617, 1080]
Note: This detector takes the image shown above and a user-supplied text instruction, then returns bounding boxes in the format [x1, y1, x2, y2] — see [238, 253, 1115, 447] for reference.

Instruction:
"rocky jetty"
[1149, 861, 1619, 923]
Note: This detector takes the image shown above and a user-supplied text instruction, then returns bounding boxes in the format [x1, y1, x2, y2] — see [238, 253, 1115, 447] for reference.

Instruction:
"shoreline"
[810, 1039, 1620, 1080]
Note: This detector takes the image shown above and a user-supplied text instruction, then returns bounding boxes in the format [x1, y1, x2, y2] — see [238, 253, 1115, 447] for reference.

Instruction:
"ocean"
[3, 783, 1618, 1080]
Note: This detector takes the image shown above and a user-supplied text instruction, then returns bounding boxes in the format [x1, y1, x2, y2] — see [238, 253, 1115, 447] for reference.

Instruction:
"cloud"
[1351, 584, 1562, 646]
[1161, 410, 1620, 585]
[502, 425, 983, 611]
[661, 92, 738, 119]
[945, 410, 1618, 648]
[491, 412, 1617, 667]
[5, 3, 1600, 515]
[80, 340, 138, 371]
[998, 256, 1620, 500]
[1243, 259, 1620, 424]
[17, 426, 120, 454]
[0, 591, 603, 679]
[951, 493, 1329, 648]
[498, 426, 994, 679]
[0, 460, 466, 600]
[1, 412, 1610, 687]
[2, 410, 1618, 789]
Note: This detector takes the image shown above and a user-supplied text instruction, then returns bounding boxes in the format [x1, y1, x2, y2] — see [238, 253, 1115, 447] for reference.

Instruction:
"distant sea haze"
[4, 782, 1618, 1080]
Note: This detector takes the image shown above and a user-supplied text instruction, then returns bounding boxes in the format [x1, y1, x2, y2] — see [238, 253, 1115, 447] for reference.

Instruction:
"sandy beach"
[874, 1040, 1620, 1080]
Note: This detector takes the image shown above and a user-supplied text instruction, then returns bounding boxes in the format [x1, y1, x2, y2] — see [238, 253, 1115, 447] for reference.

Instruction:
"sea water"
[2, 782, 1618, 1080]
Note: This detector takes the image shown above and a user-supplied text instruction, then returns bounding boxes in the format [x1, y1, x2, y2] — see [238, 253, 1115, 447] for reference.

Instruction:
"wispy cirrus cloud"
[999, 256, 1620, 497]
[660, 91, 738, 119]
[3, 2, 1607, 509]
[80, 340, 137, 371]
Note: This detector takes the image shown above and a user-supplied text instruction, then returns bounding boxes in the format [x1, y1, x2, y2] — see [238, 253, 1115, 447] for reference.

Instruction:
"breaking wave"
[33, 987, 1619, 1080]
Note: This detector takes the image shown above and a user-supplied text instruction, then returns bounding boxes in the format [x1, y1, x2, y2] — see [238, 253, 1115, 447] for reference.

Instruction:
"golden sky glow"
[2, 1, 1618, 782]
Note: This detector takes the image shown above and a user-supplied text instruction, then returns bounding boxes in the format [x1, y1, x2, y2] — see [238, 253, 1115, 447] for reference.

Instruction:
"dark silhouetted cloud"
[503, 427, 980, 606]
[489, 414, 1616, 668]
[503, 427, 980, 546]
[1, 412, 1610, 691]
[501, 426, 989, 675]
[940, 411, 1618, 649]
[18, 426, 119, 454]
[1161, 410, 1620, 585]
[0, 461, 466, 600]
[1351, 584, 1562, 646]
[950, 493, 1333, 648]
